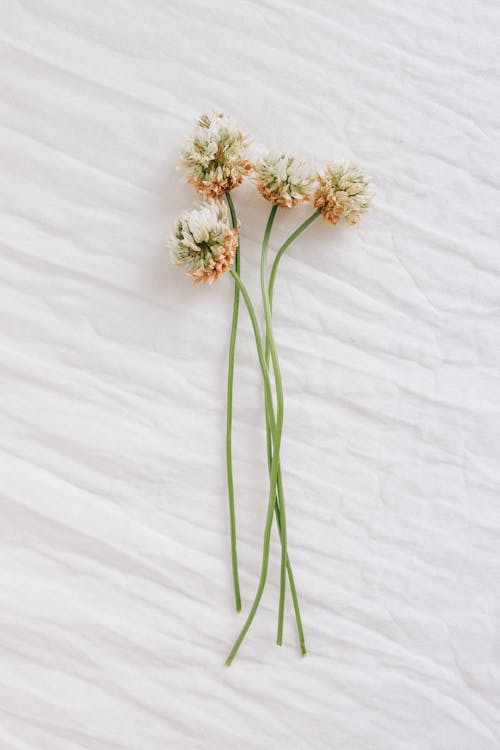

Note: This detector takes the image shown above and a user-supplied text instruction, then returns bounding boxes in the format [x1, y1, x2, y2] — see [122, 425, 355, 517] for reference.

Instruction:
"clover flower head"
[181, 112, 252, 199]
[314, 161, 373, 226]
[168, 201, 239, 285]
[254, 152, 315, 208]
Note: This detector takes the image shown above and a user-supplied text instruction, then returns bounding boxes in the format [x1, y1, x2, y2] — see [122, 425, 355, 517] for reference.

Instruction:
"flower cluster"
[314, 161, 372, 226]
[168, 201, 239, 284]
[181, 112, 252, 199]
[173, 113, 373, 285]
[254, 152, 315, 208]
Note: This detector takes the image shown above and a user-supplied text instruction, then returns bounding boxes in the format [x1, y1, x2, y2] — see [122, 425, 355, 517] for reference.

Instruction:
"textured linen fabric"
[1, 1, 500, 748]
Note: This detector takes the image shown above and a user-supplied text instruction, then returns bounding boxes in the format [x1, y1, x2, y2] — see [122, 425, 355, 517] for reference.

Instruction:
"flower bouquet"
[168, 113, 373, 665]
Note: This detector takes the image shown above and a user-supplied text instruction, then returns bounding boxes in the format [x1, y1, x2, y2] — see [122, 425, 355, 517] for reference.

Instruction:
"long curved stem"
[259, 207, 289, 646]
[263, 208, 321, 646]
[225, 192, 241, 612]
[225, 258, 283, 665]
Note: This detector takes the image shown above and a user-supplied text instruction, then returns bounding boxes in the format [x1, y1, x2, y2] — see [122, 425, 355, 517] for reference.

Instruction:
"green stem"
[263, 209, 321, 647]
[268, 209, 321, 316]
[265, 370, 306, 654]
[274, 493, 306, 653]
[225, 258, 283, 665]
[259, 207, 289, 646]
[225, 192, 241, 612]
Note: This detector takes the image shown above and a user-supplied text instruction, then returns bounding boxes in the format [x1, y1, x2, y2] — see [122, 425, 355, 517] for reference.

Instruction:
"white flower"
[314, 161, 373, 225]
[168, 201, 239, 284]
[181, 113, 252, 199]
[254, 152, 315, 208]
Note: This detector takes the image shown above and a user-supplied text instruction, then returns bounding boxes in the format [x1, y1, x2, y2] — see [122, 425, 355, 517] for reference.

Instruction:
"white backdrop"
[1, 1, 500, 748]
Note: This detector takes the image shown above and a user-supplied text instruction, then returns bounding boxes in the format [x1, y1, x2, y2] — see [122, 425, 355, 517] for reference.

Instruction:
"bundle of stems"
[225, 203, 322, 665]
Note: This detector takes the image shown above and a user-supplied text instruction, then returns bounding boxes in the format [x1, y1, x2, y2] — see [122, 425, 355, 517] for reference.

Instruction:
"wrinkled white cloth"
[1, 1, 499, 748]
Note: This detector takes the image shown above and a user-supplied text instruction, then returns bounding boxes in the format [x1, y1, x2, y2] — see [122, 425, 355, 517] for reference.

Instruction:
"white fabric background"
[1, 1, 500, 748]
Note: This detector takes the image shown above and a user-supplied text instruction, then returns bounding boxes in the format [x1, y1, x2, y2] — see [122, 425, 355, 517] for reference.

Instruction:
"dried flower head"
[254, 152, 315, 208]
[168, 201, 239, 285]
[181, 113, 252, 199]
[314, 161, 372, 226]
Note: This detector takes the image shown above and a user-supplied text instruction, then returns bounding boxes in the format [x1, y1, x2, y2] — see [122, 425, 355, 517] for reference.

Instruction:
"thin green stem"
[225, 192, 241, 612]
[268, 209, 321, 316]
[259, 207, 289, 646]
[265, 383, 306, 654]
[225, 254, 283, 665]
[262, 209, 321, 647]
